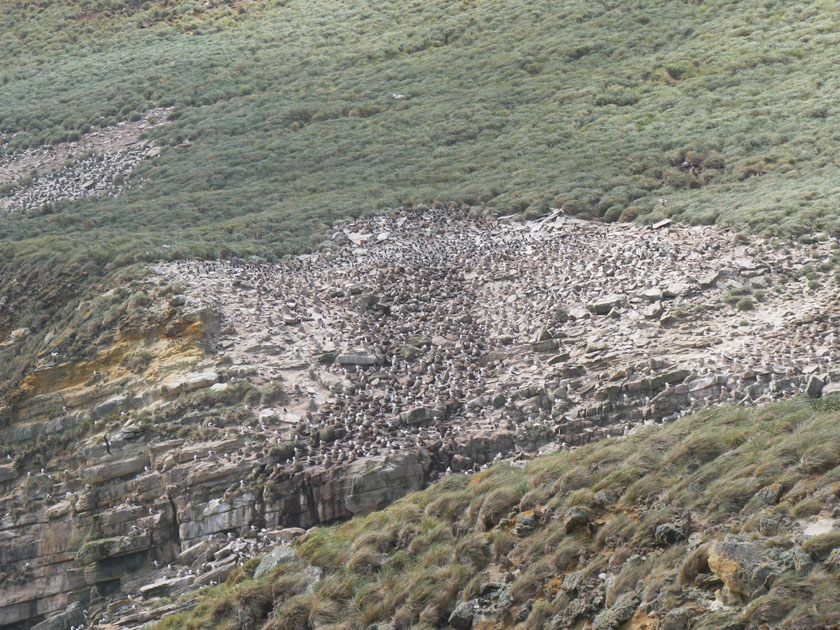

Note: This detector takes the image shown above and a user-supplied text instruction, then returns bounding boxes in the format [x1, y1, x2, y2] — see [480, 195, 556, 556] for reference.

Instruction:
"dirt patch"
[0, 108, 170, 213]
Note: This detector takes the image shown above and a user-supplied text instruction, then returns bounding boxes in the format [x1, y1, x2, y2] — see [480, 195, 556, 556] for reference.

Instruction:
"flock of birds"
[0, 108, 169, 214]
[164, 206, 839, 475]
[10, 206, 840, 630]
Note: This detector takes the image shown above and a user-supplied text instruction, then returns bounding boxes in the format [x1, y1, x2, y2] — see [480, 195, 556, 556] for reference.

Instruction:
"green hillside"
[3, 0, 840, 270]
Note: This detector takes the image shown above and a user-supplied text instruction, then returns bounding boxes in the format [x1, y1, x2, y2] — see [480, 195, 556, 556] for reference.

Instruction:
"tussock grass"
[161, 398, 840, 630]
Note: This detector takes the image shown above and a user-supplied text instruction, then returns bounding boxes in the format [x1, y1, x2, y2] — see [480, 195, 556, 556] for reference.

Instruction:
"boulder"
[177, 539, 215, 566]
[336, 351, 381, 366]
[139, 576, 194, 600]
[593, 592, 639, 630]
[640, 287, 663, 301]
[531, 339, 560, 353]
[655, 523, 686, 546]
[9, 327, 31, 341]
[823, 381, 840, 397]
[660, 607, 692, 630]
[753, 483, 782, 506]
[806, 375, 824, 398]
[254, 546, 298, 580]
[83, 455, 147, 484]
[698, 271, 719, 288]
[160, 371, 219, 396]
[448, 601, 474, 630]
[552, 308, 569, 323]
[31, 601, 84, 630]
[663, 282, 690, 298]
[0, 465, 19, 483]
[275, 527, 307, 542]
[643, 301, 663, 319]
[76, 534, 151, 565]
[399, 407, 433, 426]
[708, 540, 779, 601]
[563, 506, 593, 534]
[587, 295, 626, 315]
[346, 451, 430, 514]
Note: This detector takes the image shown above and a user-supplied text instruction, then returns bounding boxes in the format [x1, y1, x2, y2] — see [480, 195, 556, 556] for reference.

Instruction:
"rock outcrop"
[2, 207, 840, 628]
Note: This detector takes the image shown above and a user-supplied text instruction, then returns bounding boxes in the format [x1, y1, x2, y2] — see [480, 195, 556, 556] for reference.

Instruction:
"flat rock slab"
[587, 295, 626, 315]
[336, 352, 381, 366]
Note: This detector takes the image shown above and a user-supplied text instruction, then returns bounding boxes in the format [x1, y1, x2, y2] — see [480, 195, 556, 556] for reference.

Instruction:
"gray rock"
[399, 407, 433, 426]
[792, 546, 813, 572]
[806, 375, 824, 398]
[660, 607, 692, 630]
[708, 539, 780, 601]
[9, 327, 31, 340]
[552, 308, 569, 323]
[826, 547, 840, 569]
[531, 339, 560, 353]
[823, 381, 840, 397]
[587, 295, 626, 315]
[655, 523, 686, 546]
[563, 506, 593, 534]
[31, 601, 84, 630]
[448, 601, 474, 630]
[515, 514, 536, 538]
[140, 576, 194, 600]
[0, 465, 19, 483]
[254, 546, 298, 580]
[643, 301, 663, 319]
[346, 451, 430, 514]
[698, 271, 719, 288]
[640, 287, 663, 301]
[663, 282, 690, 298]
[336, 351, 381, 366]
[754, 483, 782, 506]
[593, 592, 639, 629]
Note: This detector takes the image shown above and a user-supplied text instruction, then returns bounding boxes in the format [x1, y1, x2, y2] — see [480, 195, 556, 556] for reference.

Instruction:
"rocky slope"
[158, 396, 840, 630]
[1, 207, 839, 629]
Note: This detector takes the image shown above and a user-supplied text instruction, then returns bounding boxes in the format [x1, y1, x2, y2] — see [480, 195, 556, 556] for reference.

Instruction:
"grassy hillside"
[156, 396, 840, 630]
[4, 0, 840, 267]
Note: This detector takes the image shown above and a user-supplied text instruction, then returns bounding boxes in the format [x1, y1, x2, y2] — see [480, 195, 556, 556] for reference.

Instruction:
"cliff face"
[2, 208, 839, 629]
